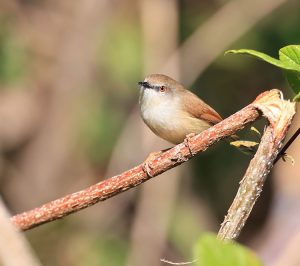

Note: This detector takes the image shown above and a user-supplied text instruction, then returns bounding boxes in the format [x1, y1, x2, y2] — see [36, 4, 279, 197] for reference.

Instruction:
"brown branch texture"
[218, 90, 296, 240]
[11, 90, 295, 232]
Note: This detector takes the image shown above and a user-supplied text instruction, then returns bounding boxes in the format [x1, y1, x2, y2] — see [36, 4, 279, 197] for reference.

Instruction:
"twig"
[217, 91, 296, 240]
[274, 127, 300, 164]
[10, 90, 293, 231]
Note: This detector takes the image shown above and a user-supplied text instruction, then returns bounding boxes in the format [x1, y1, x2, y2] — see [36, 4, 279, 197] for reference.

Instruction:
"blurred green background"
[0, 0, 299, 265]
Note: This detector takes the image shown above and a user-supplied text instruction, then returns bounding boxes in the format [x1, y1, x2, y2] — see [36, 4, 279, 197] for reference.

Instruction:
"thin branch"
[274, 127, 300, 164]
[218, 91, 296, 240]
[10, 90, 294, 232]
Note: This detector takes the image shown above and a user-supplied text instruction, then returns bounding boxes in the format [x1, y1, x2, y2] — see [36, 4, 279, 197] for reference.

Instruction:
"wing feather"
[180, 90, 222, 125]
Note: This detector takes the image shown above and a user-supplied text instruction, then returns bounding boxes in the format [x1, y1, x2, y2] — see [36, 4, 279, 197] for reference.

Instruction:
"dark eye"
[159, 86, 166, 93]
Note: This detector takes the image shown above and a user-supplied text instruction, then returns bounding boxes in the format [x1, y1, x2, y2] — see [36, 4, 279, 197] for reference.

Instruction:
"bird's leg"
[142, 148, 171, 177]
[184, 133, 197, 156]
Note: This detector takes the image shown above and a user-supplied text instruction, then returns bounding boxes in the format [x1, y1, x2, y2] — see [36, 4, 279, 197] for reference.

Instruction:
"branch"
[218, 90, 296, 240]
[10, 90, 294, 231]
[274, 127, 300, 164]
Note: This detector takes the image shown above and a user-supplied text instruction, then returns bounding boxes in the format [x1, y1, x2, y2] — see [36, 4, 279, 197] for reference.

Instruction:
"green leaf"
[284, 70, 300, 101]
[226, 46, 300, 101]
[279, 45, 300, 66]
[225, 49, 300, 71]
[193, 233, 262, 266]
[279, 45, 300, 101]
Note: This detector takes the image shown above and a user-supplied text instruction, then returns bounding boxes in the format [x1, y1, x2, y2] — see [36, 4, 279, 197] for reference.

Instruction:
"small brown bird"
[138, 74, 256, 153]
[138, 74, 223, 144]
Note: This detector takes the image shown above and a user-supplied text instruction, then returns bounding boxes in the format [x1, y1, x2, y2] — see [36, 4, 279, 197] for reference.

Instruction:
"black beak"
[138, 81, 151, 89]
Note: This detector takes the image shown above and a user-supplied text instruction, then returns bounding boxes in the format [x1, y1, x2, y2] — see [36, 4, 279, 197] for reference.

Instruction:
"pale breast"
[141, 101, 181, 133]
[141, 102, 211, 144]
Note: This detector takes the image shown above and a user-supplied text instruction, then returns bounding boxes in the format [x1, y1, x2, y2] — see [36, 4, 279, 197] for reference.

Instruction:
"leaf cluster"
[226, 45, 300, 101]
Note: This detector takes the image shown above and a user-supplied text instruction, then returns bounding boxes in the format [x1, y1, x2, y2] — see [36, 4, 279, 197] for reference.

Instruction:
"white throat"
[139, 88, 182, 132]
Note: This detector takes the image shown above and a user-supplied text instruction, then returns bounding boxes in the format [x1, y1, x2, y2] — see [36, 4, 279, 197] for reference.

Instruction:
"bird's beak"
[138, 81, 151, 89]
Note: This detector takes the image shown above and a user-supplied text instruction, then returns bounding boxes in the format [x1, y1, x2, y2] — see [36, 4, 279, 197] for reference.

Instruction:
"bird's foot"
[142, 149, 169, 177]
[184, 133, 197, 156]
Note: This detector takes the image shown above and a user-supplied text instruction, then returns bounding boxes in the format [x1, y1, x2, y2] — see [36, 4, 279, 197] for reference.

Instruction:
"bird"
[138, 74, 256, 153]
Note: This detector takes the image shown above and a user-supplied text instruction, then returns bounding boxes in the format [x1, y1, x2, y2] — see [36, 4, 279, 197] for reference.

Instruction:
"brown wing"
[181, 90, 222, 125]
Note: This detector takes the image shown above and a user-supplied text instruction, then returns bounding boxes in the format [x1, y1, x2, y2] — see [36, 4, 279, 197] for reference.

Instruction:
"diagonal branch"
[274, 127, 300, 164]
[10, 90, 295, 231]
[218, 90, 296, 240]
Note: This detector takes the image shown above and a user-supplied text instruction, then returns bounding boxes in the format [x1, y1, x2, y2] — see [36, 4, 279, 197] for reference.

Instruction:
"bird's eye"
[159, 86, 166, 93]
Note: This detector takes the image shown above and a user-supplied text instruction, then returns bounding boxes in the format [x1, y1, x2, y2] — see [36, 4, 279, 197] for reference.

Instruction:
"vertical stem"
[218, 90, 296, 240]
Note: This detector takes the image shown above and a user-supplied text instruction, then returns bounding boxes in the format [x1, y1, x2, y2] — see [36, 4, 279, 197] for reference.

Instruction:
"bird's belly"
[142, 106, 211, 144]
